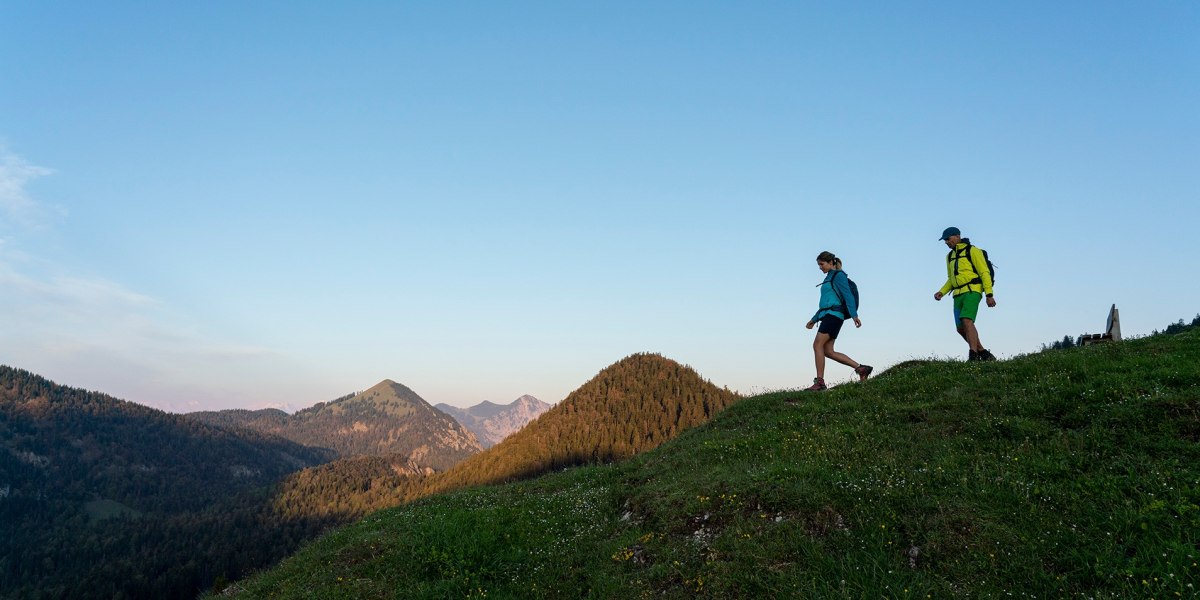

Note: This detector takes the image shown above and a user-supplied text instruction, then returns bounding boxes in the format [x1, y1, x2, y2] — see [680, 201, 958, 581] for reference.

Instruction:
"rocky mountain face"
[188, 379, 482, 472]
[435, 395, 552, 448]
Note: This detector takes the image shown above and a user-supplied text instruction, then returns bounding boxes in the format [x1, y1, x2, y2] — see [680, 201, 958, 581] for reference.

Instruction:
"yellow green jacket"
[938, 242, 994, 297]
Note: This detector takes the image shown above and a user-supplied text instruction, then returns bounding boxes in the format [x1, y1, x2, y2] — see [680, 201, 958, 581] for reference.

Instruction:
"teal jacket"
[812, 270, 857, 321]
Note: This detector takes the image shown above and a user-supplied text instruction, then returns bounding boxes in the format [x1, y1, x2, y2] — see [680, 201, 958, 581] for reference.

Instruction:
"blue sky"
[2, 2, 1197, 412]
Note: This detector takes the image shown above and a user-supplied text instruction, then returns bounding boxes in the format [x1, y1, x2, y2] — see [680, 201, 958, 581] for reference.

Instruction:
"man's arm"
[935, 256, 953, 300]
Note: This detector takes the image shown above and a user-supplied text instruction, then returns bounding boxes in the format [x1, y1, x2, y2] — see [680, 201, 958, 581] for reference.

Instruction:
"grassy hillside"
[224, 331, 1199, 599]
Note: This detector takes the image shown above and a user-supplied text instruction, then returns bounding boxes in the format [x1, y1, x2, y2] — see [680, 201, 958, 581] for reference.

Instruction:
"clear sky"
[2, 2, 1197, 413]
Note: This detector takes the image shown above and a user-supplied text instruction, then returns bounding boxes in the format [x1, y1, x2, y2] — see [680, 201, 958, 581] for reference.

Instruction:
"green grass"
[225, 330, 1200, 599]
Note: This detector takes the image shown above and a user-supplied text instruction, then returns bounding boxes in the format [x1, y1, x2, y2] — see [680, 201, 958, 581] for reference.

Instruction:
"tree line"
[0, 366, 337, 600]
[1042, 313, 1200, 350]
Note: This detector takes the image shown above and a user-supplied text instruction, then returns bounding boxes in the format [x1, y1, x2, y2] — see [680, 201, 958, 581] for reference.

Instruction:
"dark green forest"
[270, 453, 426, 521]
[0, 367, 338, 600]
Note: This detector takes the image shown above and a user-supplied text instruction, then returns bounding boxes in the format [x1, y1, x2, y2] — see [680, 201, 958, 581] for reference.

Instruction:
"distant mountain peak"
[190, 380, 482, 470]
[370, 378, 403, 390]
[361, 379, 416, 398]
[435, 395, 552, 448]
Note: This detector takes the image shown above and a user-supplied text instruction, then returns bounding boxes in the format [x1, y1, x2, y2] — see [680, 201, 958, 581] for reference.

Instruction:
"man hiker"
[933, 226, 996, 361]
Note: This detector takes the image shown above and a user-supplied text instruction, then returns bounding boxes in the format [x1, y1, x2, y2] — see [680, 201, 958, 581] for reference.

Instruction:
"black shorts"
[817, 314, 845, 339]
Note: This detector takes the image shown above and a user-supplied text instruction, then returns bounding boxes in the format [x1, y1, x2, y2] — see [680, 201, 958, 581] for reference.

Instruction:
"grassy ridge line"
[226, 331, 1200, 599]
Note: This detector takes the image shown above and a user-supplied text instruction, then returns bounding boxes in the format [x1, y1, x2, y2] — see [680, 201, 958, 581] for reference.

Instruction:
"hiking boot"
[854, 364, 874, 381]
[968, 350, 979, 362]
[804, 377, 827, 391]
[977, 349, 997, 361]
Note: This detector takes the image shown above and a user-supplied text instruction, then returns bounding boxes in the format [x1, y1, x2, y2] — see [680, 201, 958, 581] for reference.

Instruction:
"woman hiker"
[804, 251, 872, 391]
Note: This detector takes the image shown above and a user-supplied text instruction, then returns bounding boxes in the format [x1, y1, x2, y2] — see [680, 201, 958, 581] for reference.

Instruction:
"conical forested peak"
[418, 352, 741, 496]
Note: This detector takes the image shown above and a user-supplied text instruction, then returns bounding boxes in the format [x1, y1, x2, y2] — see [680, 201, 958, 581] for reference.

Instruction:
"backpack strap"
[816, 271, 847, 312]
[830, 271, 846, 308]
[948, 242, 983, 291]
[828, 271, 851, 316]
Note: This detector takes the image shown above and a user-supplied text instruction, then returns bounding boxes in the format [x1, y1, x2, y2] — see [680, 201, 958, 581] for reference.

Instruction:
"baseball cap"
[939, 226, 961, 240]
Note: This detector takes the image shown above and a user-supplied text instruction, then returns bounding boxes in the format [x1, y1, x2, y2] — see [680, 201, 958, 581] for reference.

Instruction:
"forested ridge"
[0, 366, 338, 600]
[423, 353, 742, 493]
[272, 353, 742, 519]
[270, 453, 425, 520]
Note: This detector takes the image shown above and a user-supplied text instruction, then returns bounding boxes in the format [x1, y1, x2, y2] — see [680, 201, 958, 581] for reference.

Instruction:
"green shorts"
[953, 292, 982, 323]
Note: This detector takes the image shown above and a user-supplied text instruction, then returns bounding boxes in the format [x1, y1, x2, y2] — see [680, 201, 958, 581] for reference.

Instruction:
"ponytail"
[816, 251, 842, 270]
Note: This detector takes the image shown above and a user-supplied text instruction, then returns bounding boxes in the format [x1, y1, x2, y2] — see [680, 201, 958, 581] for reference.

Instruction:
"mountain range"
[1, 354, 740, 599]
[271, 353, 743, 519]
[435, 395, 552, 448]
[187, 379, 481, 472]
